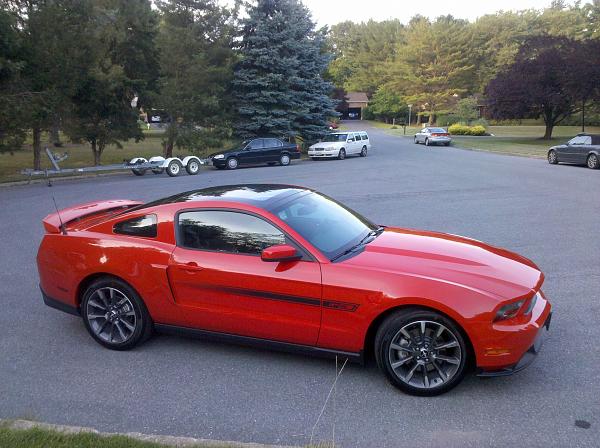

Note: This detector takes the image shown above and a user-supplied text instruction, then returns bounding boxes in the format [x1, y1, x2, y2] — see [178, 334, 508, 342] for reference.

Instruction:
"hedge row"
[448, 124, 487, 136]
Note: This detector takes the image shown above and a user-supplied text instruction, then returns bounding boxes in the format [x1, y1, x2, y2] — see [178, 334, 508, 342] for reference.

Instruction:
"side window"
[361, 133, 369, 140]
[264, 138, 283, 148]
[582, 136, 592, 145]
[247, 139, 264, 149]
[348, 134, 355, 142]
[178, 211, 285, 255]
[569, 136, 587, 145]
[113, 214, 157, 238]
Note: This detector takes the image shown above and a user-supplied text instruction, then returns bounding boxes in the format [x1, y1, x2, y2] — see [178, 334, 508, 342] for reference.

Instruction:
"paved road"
[1, 122, 599, 447]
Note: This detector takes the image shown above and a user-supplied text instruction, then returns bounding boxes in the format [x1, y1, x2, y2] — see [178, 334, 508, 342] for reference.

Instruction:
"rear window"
[430, 128, 446, 133]
[113, 214, 157, 238]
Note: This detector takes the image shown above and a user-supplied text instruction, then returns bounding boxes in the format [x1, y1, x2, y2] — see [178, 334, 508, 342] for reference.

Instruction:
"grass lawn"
[368, 121, 600, 158]
[0, 130, 227, 184]
[0, 427, 172, 448]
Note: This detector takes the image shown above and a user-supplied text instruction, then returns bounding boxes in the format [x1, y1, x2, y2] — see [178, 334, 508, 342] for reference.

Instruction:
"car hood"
[310, 142, 343, 149]
[209, 148, 242, 158]
[343, 227, 542, 300]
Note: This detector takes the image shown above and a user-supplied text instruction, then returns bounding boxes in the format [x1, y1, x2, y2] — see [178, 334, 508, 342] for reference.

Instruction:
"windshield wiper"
[331, 227, 384, 262]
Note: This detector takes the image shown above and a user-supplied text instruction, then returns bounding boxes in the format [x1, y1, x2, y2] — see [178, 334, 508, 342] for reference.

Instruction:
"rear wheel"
[587, 153, 599, 169]
[185, 159, 200, 175]
[280, 154, 291, 166]
[81, 277, 153, 350]
[226, 157, 239, 170]
[548, 150, 558, 165]
[166, 160, 182, 177]
[338, 148, 346, 160]
[360, 146, 368, 157]
[375, 308, 468, 396]
[425, 138, 431, 147]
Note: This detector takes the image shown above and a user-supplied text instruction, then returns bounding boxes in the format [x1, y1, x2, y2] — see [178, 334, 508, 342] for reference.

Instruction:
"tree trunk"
[91, 139, 101, 166]
[32, 127, 42, 171]
[164, 123, 176, 158]
[51, 116, 62, 147]
[543, 122, 554, 140]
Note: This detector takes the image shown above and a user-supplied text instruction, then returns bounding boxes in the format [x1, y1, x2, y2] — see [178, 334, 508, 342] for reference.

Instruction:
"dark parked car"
[211, 138, 301, 170]
[548, 134, 600, 169]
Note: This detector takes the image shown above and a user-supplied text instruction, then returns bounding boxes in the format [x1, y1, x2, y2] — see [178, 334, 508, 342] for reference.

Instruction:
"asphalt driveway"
[1, 121, 598, 447]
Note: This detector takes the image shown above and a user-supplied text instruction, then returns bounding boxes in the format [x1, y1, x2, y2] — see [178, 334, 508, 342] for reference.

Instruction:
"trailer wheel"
[186, 159, 200, 175]
[131, 168, 146, 176]
[152, 168, 164, 175]
[166, 160, 182, 177]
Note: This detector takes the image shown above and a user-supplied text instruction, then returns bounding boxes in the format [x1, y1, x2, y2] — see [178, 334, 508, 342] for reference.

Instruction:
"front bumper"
[212, 158, 227, 168]
[476, 292, 552, 377]
[308, 148, 339, 158]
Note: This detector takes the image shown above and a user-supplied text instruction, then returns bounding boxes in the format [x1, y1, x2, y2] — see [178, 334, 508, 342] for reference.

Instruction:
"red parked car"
[37, 185, 551, 395]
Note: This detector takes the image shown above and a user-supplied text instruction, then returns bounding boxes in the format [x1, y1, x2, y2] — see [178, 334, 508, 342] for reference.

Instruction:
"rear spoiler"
[43, 199, 143, 234]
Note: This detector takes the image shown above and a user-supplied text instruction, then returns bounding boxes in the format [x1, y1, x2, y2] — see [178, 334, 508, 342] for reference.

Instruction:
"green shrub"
[469, 125, 486, 136]
[448, 123, 487, 136]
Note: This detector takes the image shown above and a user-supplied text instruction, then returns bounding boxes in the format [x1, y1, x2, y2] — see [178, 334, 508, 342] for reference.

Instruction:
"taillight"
[296, 144, 301, 152]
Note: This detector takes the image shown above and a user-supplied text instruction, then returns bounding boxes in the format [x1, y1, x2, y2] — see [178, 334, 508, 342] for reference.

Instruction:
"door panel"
[168, 249, 322, 345]
[240, 139, 264, 164]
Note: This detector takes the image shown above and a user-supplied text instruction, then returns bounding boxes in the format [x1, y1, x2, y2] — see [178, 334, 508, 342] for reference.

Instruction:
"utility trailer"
[21, 148, 206, 184]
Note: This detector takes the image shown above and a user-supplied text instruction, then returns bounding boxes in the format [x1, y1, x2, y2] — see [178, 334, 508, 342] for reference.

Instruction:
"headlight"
[213, 154, 225, 160]
[494, 299, 525, 322]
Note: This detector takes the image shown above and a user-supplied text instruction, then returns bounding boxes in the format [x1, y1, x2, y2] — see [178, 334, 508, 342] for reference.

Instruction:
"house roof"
[346, 92, 369, 103]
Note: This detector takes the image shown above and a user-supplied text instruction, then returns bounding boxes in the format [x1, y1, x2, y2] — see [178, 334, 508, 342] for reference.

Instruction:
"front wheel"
[360, 146, 368, 157]
[548, 150, 558, 165]
[81, 277, 153, 350]
[375, 308, 468, 396]
[338, 148, 346, 160]
[279, 154, 291, 166]
[414, 136, 419, 144]
[226, 157, 239, 170]
[587, 153, 599, 169]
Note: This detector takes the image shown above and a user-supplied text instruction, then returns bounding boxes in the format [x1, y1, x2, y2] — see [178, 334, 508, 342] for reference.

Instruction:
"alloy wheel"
[587, 154, 599, 169]
[387, 320, 462, 390]
[86, 287, 137, 344]
[548, 150, 558, 164]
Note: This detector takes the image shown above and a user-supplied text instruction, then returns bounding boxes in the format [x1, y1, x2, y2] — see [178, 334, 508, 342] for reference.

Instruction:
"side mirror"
[261, 244, 301, 262]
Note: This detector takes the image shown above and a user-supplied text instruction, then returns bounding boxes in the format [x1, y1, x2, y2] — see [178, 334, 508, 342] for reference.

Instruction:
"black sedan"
[211, 138, 301, 170]
[548, 134, 600, 169]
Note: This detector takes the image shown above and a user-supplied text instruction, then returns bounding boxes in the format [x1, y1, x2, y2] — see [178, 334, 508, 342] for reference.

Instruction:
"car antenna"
[52, 195, 67, 235]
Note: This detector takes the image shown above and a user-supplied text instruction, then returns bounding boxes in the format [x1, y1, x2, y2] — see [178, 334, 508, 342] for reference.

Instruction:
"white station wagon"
[308, 132, 371, 160]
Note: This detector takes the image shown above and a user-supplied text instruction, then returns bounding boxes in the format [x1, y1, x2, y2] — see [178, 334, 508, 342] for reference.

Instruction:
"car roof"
[128, 184, 310, 213]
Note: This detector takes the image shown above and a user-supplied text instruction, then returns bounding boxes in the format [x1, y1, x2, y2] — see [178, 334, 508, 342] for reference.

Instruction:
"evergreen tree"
[233, 0, 337, 141]
[155, 0, 236, 158]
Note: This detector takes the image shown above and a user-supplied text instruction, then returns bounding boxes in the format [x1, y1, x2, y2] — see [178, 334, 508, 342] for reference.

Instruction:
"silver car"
[414, 127, 452, 146]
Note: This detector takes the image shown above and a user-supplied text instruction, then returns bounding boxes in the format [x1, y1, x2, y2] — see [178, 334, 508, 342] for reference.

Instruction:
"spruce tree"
[233, 0, 337, 141]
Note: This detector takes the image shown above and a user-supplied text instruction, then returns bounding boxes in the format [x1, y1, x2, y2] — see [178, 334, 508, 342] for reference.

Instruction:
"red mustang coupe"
[38, 185, 551, 395]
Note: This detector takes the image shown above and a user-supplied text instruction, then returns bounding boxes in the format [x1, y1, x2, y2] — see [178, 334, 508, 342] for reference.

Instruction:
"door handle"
[182, 262, 203, 273]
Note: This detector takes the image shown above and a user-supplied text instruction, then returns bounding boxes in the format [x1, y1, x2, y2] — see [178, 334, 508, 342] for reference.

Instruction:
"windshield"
[270, 192, 377, 260]
[322, 134, 348, 142]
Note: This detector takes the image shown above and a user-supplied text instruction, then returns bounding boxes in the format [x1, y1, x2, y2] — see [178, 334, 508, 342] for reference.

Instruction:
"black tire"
[81, 277, 153, 351]
[185, 159, 200, 175]
[444, 142, 450, 147]
[131, 168, 146, 176]
[226, 157, 239, 170]
[152, 168, 164, 175]
[360, 146, 368, 157]
[425, 138, 431, 147]
[166, 160, 183, 177]
[548, 150, 558, 165]
[280, 153, 291, 166]
[338, 148, 346, 160]
[414, 136, 419, 144]
[374, 308, 468, 396]
[587, 153, 599, 169]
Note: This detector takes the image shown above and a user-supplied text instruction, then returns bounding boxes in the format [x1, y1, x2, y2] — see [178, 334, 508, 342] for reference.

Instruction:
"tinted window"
[247, 139, 264, 149]
[348, 134, 355, 141]
[322, 134, 348, 142]
[178, 211, 285, 255]
[113, 215, 157, 238]
[271, 192, 377, 260]
[430, 128, 446, 133]
[361, 133, 369, 140]
[264, 138, 283, 148]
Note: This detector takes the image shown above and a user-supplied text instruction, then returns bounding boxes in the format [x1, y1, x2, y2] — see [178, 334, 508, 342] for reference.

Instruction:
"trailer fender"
[181, 156, 201, 166]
